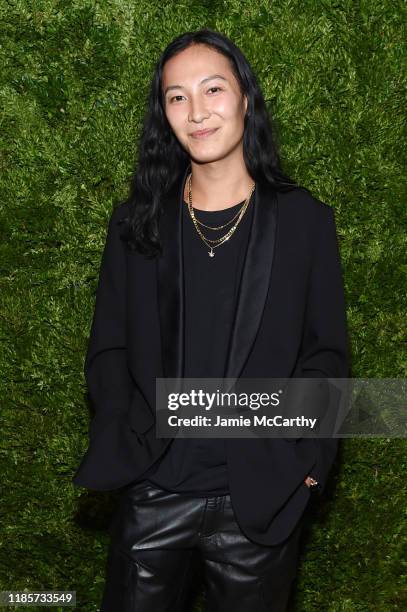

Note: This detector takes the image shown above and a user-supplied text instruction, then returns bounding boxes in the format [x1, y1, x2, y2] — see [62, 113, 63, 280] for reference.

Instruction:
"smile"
[190, 128, 219, 139]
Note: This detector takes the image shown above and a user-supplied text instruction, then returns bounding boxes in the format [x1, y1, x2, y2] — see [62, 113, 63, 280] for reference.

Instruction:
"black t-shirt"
[138, 193, 254, 496]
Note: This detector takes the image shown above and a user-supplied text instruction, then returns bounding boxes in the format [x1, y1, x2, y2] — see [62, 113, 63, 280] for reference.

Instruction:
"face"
[162, 44, 248, 164]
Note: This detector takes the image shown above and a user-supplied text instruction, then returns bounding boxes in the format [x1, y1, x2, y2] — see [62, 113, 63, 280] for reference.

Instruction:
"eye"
[208, 86, 222, 94]
[169, 95, 184, 103]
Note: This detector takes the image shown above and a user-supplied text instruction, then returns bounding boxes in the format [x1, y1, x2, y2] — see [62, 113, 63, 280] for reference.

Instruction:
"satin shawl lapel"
[223, 178, 278, 379]
[156, 165, 278, 381]
[156, 164, 190, 380]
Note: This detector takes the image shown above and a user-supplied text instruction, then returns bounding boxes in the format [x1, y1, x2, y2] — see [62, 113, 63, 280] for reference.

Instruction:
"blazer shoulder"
[107, 202, 133, 245]
[111, 200, 132, 223]
[276, 185, 334, 226]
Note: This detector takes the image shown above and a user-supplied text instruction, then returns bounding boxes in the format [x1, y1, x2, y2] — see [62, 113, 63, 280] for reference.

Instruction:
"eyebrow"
[164, 74, 228, 95]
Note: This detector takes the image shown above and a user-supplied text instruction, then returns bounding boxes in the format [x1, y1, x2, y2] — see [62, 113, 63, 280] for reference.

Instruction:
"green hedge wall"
[1, 1, 405, 610]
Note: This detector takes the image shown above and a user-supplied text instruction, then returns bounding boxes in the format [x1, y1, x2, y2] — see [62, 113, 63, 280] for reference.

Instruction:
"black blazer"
[72, 164, 349, 546]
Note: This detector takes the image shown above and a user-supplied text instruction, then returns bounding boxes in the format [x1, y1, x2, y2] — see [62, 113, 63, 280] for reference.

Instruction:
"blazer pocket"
[127, 391, 155, 434]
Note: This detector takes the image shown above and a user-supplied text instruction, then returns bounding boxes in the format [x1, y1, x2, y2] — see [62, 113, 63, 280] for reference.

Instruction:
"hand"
[304, 476, 317, 488]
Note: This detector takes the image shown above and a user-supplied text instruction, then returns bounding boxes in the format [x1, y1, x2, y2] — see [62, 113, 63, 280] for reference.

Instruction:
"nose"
[188, 95, 210, 123]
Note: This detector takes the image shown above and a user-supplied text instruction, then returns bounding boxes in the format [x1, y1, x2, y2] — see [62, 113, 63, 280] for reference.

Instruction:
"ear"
[243, 94, 249, 116]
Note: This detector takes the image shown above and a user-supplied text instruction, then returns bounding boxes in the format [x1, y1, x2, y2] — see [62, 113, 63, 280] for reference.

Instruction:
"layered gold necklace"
[186, 172, 255, 258]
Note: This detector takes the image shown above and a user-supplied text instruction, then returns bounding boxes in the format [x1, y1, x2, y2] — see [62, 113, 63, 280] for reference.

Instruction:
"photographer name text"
[166, 415, 318, 429]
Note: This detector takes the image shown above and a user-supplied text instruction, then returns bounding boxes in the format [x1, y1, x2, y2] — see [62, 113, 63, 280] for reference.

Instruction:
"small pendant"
[208, 248, 215, 257]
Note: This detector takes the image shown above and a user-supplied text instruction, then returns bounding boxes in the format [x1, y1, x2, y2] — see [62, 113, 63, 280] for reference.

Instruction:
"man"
[73, 30, 349, 611]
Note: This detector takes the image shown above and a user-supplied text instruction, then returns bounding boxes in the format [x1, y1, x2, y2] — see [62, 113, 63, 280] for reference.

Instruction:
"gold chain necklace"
[188, 200, 244, 231]
[185, 173, 244, 231]
[186, 172, 255, 258]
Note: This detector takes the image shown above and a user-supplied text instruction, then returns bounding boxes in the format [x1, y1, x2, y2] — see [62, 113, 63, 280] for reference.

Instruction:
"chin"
[187, 149, 227, 165]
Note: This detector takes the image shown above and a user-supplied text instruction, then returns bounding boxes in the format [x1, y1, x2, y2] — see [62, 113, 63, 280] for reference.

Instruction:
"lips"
[190, 128, 218, 138]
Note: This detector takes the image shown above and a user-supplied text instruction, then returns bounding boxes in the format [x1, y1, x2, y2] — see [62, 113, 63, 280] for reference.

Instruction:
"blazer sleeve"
[299, 203, 350, 495]
[83, 204, 133, 438]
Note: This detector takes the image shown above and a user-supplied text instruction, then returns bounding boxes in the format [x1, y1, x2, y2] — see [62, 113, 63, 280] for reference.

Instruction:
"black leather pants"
[100, 480, 304, 612]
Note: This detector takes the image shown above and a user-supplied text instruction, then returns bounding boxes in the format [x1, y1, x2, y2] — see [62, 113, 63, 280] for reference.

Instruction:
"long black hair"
[119, 28, 300, 258]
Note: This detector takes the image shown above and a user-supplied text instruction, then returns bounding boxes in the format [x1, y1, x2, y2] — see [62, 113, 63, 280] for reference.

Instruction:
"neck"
[184, 158, 254, 212]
